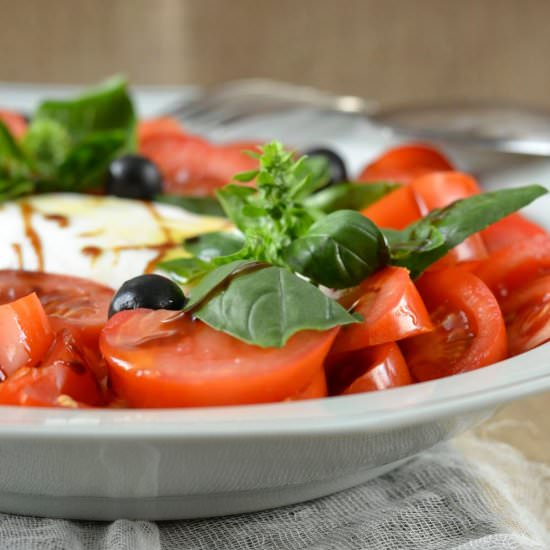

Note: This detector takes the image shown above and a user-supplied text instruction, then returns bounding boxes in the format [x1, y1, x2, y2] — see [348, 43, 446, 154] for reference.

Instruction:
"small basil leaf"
[305, 182, 400, 213]
[216, 184, 257, 230]
[51, 130, 127, 191]
[388, 184, 548, 278]
[154, 194, 226, 217]
[233, 169, 258, 182]
[157, 256, 213, 285]
[34, 77, 136, 149]
[0, 179, 35, 202]
[283, 210, 388, 289]
[185, 260, 262, 310]
[193, 265, 359, 348]
[290, 155, 332, 199]
[184, 231, 245, 261]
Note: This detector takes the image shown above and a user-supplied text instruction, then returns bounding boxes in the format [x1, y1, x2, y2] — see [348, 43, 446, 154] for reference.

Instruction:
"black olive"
[303, 147, 348, 189]
[106, 155, 163, 200]
[108, 274, 186, 318]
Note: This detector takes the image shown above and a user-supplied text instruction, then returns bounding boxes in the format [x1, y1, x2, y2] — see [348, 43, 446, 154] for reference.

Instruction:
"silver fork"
[160, 79, 377, 135]
[161, 78, 550, 156]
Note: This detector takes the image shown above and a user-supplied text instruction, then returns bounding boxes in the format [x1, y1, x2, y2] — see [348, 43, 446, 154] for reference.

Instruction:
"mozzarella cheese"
[0, 193, 230, 288]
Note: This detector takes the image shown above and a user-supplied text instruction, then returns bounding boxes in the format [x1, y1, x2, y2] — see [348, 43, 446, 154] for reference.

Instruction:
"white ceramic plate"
[0, 86, 548, 520]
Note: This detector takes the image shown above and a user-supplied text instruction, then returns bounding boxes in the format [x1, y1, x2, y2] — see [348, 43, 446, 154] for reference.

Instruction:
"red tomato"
[401, 269, 507, 381]
[361, 186, 421, 229]
[100, 309, 338, 407]
[358, 144, 453, 184]
[474, 235, 550, 300]
[0, 270, 113, 350]
[288, 369, 328, 400]
[327, 342, 412, 395]
[140, 133, 260, 197]
[482, 213, 548, 254]
[0, 328, 103, 407]
[500, 275, 550, 356]
[137, 117, 185, 144]
[331, 267, 433, 354]
[0, 109, 27, 139]
[0, 293, 53, 379]
[411, 171, 488, 264]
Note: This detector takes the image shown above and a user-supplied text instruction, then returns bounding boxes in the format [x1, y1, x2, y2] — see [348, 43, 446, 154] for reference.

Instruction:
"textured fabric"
[0, 435, 548, 550]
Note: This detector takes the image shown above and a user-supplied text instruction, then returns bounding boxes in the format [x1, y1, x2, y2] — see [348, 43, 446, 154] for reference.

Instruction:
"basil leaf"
[305, 181, 400, 213]
[193, 265, 359, 348]
[154, 194, 226, 217]
[290, 155, 332, 199]
[34, 77, 136, 149]
[52, 130, 127, 191]
[185, 260, 262, 310]
[0, 179, 35, 202]
[184, 231, 245, 261]
[283, 210, 388, 289]
[388, 185, 548, 278]
[158, 257, 213, 285]
[216, 184, 257, 230]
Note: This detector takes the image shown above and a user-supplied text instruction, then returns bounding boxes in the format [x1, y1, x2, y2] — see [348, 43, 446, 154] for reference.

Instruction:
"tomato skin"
[482, 213, 548, 254]
[0, 293, 53, 379]
[137, 117, 185, 144]
[401, 269, 507, 381]
[361, 186, 420, 229]
[0, 109, 27, 139]
[0, 270, 113, 351]
[500, 275, 550, 356]
[331, 267, 433, 354]
[100, 309, 338, 408]
[358, 144, 453, 184]
[288, 369, 328, 400]
[327, 342, 412, 395]
[140, 132, 259, 197]
[474, 234, 550, 300]
[0, 328, 103, 407]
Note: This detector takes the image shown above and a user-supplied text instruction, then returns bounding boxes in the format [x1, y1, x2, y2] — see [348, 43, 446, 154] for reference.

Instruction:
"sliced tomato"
[140, 133, 259, 197]
[411, 171, 488, 265]
[482, 213, 548, 254]
[137, 117, 185, 144]
[499, 275, 550, 356]
[474, 234, 550, 300]
[0, 328, 103, 407]
[326, 342, 412, 395]
[0, 293, 53, 380]
[331, 267, 433, 354]
[0, 109, 27, 139]
[100, 309, 338, 407]
[401, 269, 507, 381]
[358, 144, 453, 184]
[0, 270, 113, 350]
[361, 186, 421, 229]
[287, 369, 328, 400]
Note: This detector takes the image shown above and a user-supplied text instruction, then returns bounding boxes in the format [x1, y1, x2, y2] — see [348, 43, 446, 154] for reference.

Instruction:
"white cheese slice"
[0, 193, 230, 288]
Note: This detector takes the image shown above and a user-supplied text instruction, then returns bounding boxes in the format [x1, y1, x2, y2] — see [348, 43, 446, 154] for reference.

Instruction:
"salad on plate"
[0, 78, 548, 409]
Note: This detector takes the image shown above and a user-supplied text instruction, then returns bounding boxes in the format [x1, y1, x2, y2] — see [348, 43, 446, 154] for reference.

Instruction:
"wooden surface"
[0, 0, 549, 466]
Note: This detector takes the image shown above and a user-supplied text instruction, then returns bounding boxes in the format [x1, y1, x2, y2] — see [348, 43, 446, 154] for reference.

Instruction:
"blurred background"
[0, 0, 549, 108]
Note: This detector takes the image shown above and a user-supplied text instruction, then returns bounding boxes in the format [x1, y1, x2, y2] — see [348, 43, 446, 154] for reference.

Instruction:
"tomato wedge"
[401, 269, 507, 381]
[137, 117, 185, 144]
[358, 144, 453, 184]
[327, 342, 412, 395]
[0, 293, 53, 380]
[361, 186, 420, 229]
[0, 328, 103, 407]
[0, 270, 113, 350]
[411, 171, 488, 265]
[481, 213, 548, 254]
[0, 109, 27, 139]
[500, 275, 550, 356]
[140, 132, 259, 197]
[331, 267, 433, 354]
[288, 369, 328, 400]
[100, 309, 338, 407]
[474, 234, 550, 300]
